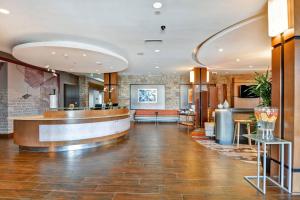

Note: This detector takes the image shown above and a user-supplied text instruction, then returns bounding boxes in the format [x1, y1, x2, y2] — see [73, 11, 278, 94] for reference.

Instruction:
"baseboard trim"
[0, 133, 13, 139]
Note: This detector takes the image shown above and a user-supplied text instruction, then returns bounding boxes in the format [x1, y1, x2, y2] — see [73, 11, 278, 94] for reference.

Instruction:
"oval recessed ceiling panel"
[12, 41, 128, 73]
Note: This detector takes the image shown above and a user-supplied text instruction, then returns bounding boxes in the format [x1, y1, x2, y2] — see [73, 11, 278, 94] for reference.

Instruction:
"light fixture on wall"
[206, 70, 210, 82]
[103, 86, 114, 93]
[268, 0, 289, 37]
[190, 70, 194, 83]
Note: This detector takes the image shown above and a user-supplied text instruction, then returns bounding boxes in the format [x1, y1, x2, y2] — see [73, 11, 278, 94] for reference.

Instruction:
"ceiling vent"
[144, 39, 163, 44]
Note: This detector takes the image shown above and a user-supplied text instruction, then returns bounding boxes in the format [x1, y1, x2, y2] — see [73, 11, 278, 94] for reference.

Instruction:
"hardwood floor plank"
[0, 123, 293, 199]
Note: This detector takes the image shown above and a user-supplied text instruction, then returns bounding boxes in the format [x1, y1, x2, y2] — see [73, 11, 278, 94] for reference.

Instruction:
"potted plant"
[247, 70, 272, 174]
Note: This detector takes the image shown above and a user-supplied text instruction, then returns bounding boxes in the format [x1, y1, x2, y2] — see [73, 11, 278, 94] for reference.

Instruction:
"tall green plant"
[247, 70, 272, 134]
[248, 71, 272, 107]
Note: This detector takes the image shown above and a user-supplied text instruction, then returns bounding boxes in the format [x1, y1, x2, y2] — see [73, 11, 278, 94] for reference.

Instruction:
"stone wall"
[79, 76, 103, 107]
[79, 76, 88, 107]
[118, 73, 189, 110]
[0, 63, 8, 133]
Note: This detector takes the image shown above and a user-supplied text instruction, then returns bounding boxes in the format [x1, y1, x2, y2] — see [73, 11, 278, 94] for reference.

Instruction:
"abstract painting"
[138, 89, 157, 103]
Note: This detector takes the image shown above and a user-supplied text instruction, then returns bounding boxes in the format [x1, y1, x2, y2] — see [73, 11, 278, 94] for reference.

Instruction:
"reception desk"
[13, 108, 130, 152]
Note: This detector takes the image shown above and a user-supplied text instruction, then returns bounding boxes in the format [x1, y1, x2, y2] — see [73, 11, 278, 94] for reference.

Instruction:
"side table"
[243, 134, 292, 194]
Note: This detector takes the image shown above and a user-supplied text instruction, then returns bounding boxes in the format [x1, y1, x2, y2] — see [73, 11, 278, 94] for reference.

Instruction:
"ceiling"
[12, 41, 128, 73]
[0, 0, 268, 75]
[196, 14, 271, 74]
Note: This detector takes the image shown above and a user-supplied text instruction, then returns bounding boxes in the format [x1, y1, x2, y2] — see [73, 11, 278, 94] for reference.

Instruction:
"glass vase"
[254, 107, 278, 140]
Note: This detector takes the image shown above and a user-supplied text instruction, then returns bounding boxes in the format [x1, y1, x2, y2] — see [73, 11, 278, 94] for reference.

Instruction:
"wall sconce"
[206, 70, 210, 82]
[190, 70, 194, 83]
[268, 0, 289, 37]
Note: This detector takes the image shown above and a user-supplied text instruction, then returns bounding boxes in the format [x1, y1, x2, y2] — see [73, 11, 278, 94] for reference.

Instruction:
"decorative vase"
[254, 107, 278, 140]
[223, 100, 229, 108]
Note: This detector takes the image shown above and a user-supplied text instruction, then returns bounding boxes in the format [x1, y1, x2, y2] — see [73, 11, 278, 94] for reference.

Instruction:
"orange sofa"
[133, 109, 178, 123]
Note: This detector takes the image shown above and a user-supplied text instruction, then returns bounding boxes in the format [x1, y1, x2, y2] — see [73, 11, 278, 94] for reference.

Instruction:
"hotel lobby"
[0, 0, 300, 199]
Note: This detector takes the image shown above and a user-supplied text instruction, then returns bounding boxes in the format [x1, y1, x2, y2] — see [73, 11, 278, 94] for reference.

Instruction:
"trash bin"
[215, 109, 234, 145]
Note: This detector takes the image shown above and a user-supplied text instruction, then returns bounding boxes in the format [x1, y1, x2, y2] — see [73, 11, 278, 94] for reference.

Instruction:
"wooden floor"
[0, 123, 298, 199]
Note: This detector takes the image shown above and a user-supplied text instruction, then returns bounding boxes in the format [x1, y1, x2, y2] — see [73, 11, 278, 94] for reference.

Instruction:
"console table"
[243, 134, 292, 194]
[178, 113, 195, 134]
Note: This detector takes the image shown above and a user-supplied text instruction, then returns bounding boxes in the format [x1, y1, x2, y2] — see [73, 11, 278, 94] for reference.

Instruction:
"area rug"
[193, 137, 258, 164]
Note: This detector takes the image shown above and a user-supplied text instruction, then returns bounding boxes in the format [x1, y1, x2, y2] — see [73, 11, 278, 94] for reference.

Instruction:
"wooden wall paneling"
[193, 84, 200, 128]
[193, 67, 208, 127]
[283, 40, 295, 143]
[222, 84, 227, 103]
[270, 45, 282, 178]
[208, 86, 218, 109]
[104, 73, 118, 104]
[201, 91, 208, 127]
[294, 40, 300, 171]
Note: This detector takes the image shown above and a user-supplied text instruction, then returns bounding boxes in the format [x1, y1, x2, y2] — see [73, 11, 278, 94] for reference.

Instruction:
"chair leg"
[237, 122, 240, 148]
[247, 123, 252, 147]
[233, 123, 237, 144]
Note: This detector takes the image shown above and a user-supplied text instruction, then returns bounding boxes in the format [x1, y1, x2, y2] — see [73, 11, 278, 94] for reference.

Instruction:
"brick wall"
[0, 63, 8, 133]
[118, 73, 189, 110]
[79, 76, 88, 107]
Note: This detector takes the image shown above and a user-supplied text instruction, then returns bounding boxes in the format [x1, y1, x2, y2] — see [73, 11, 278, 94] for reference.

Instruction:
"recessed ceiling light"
[249, 65, 253, 68]
[153, 2, 162, 9]
[82, 53, 87, 57]
[225, 72, 229, 74]
[236, 58, 240, 62]
[0, 8, 10, 15]
[96, 61, 102, 65]
[96, 69, 99, 72]
[51, 51, 56, 55]
[155, 66, 160, 69]
[154, 49, 160, 53]
[218, 48, 224, 52]
[70, 68, 73, 71]
[64, 53, 68, 57]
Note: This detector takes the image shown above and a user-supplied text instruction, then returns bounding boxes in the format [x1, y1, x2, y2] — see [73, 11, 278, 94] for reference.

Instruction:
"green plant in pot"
[248, 70, 272, 107]
[247, 70, 272, 173]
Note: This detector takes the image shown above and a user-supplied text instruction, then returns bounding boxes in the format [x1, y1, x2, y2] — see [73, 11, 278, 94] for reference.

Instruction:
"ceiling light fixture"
[0, 8, 10, 15]
[51, 51, 56, 55]
[236, 58, 240, 62]
[218, 48, 224, 52]
[64, 53, 68, 57]
[249, 65, 253, 68]
[154, 49, 160, 53]
[155, 66, 160, 69]
[82, 53, 87, 57]
[96, 61, 102, 65]
[153, 2, 162, 9]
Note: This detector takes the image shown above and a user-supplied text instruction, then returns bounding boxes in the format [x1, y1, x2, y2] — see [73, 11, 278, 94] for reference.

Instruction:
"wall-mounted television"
[239, 85, 259, 98]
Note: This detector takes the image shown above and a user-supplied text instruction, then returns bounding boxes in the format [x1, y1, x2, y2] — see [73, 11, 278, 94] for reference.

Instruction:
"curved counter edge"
[13, 109, 131, 152]
[19, 130, 129, 152]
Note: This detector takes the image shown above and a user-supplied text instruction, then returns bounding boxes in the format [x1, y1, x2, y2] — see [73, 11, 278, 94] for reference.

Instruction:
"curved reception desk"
[13, 108, 130, 152]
